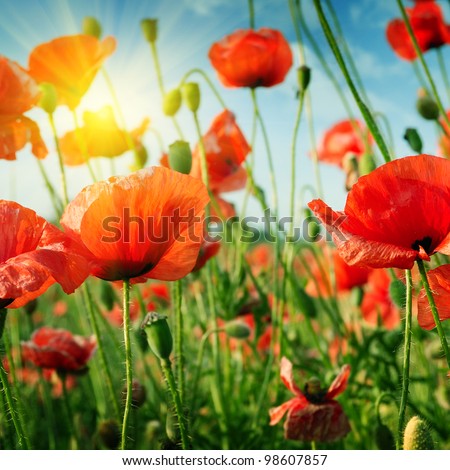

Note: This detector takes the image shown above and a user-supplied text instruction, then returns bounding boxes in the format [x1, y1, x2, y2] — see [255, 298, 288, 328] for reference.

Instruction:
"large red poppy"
[308, 155, 450, 269]
[417, 264, 450, 329]
[386, 1, 450, 61]
[209, 28, 292, 88]
[60, 167, 209, 282]
[269, 357, 351, 442]
[0, 200, 90, 309]
[0, 56, 47, 160]
[21, 327, 96, 372]
[28, 34, 116, 109]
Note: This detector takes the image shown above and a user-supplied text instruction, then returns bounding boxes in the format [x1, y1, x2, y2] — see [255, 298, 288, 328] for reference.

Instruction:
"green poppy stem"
[416, 259, 450, 368]
[179, 68, 227, 109]
[36, 159, 63, 217]
[248, 0, 255, 28]
[436, 48, 450, 105]
[172, 280, 185, 404]
[48, 112, 69, 206]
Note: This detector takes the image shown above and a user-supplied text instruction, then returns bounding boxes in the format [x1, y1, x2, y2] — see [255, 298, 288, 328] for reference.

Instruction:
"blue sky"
[0, 0, 448, 221]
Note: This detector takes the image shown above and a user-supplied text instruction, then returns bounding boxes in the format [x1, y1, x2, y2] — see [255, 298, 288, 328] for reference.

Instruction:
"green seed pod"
[141, 18, 158, 43]
[374, 422, 395, 450]
[38, 83, 58, 114]
[98, 419, 121, 449]
[403, 128, 423, 154]
[182, 82, 200, 113]
[389, 278, 406, 308]
[100, 280, 117, 311]
[297, 65, 311, 93]
[163, 89, 182, 116]
[358, 153, 376, 176]
[168, 140, 192, 174]
[416, 95, 439, 121]
[224, 320, 251, 339]
[141, 312, 173, 360]
[82, 16, 102, 39]
[403, 416, 434, 450]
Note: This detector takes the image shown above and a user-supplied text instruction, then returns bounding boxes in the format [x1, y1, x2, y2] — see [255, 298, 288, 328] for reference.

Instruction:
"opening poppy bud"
[141, 312, 173, 360]
[182, 82, 200, 113]
[163, 89, 182, 116]
[374, 422, 395, 450]
[224, 320, 251, 339]
[82, 16, 102, 39]
[38, 83, 58, 114]
[297, 65, 311, 93]
[358, 153, 376, 176]
[416, 95, 439, 121]
[141, 18, 158, 43]
[389, 278, 406, 308]
[168, 140, 192, 174]
[403, 128, 423, 154]
[98, 419, 121, 449]
[403, 416, 434, 450]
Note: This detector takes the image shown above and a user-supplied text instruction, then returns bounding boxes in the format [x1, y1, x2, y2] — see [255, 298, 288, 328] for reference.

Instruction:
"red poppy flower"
[209, 28, 292, 88]
[269, 357, 351, 442]
[386, 1, 450, 61]
[308, 155, 450, 269]
[417, 264, 450, 329]
[21, 327, 96, 372]
[59, 106, 149, 165]
[190, 110, 250, 194]
[0, 56, 47, 160]
[0, 200, 90, 309]
[361, 269, 401, 330]
[28, 34, 116, 109]
[60, 166, 209, 282]
[316, 119, 371, 168]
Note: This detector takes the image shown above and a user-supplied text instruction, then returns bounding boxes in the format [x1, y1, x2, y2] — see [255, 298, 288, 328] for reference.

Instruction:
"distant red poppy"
[386, 1, 450, 61]
[60, 167, 209, 282]
[190, 110, 250, 193]
[316, 120, 371, 168]
[0, 56, 47, 160]
[104, 299, 140, 327]
[417, 264, 450, 329]
[209, 28, 292, 88]
[308, 155, 450, 269]
[28, 34, 116, 109]
[21, 327, 96, 372]
[269, 357, 351, 442]
[361, 269, 401, 330]
[0, 200, 90, 309]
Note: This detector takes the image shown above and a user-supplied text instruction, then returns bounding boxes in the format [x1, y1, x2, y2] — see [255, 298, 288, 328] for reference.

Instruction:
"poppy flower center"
[303, 378, 327, 404]
[411, 236, 433, 254]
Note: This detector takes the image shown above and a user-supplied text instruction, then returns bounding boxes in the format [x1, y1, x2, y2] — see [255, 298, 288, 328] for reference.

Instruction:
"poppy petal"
[280, 356, 305, 398]
[326, 364, 351, 400]
[269, 398, 301, 426]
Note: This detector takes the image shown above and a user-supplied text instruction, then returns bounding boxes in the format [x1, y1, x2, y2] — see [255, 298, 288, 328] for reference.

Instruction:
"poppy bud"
[403, 128, 423, 154]
[416, 95, 439, 120]
[168, 141, 192, 175]
[133, 144, 149, 171]
[98, 419, 121, 449]
[389, 278, 406, 308]
[358, 153, 376, 176]
[141, 18, 158, 43]
[100, 281, 117, 311]
[374, 422, 395, 450]
[224, 320, 251, 339]
[163, 89, 182, 116]
[182, 82, 200, 113]
[141, 312, 173, 360]
[38, 83, 58, 114]
[297, 65, 311, 93]
[122, 379, 147, 408]
[403, 416, 434, 450]
[82, 17, 102, 39]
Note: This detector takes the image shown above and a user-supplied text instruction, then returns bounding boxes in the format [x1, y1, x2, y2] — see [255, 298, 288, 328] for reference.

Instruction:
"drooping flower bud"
[141, 19, 158, 43]
[403, 128, 423, 154]
[163, 89, 182, 116]
[416, 95, 439, 121]
[98, 419, 121, 449]
[82, 17, 102, 39]
[38, 83, 58, 114]
[182, 82, 200, 113]
[141, 312, 173, 360]
[168, 140, 192, 174]
[403, 416, 434, 450]
[297, 65, 311, 93]
[224, 320, 251, 339]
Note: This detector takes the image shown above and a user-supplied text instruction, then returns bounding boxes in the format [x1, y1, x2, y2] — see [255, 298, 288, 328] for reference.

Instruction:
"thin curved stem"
[179, 68, 227, 109]
[48, 113, 69, 206]
[436, 48, 450, 105]
[36, 159, 63, 217]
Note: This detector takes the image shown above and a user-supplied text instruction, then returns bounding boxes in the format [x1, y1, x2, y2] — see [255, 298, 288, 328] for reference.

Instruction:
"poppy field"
[1, 0, 450, 452]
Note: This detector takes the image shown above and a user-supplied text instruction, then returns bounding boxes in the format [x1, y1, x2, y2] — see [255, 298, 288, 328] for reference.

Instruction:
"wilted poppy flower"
[0, 56, 47, 160]
[28, 34, 116, 109]
[308, 155, 450, 269]
[209, 28, 292, 88]
[361, 269, 401, 330]
[316, 119, 371, 168]
[386, 1, 450, 61]
[59, 106, 149, 165]
[269, 357, 351, 442]
[190, 110, 250, 194]
[0, 200, 90, 309]
[21, 327, 96, 372]
[60, 166, 209, 282]
[417, 264, 450, 329]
